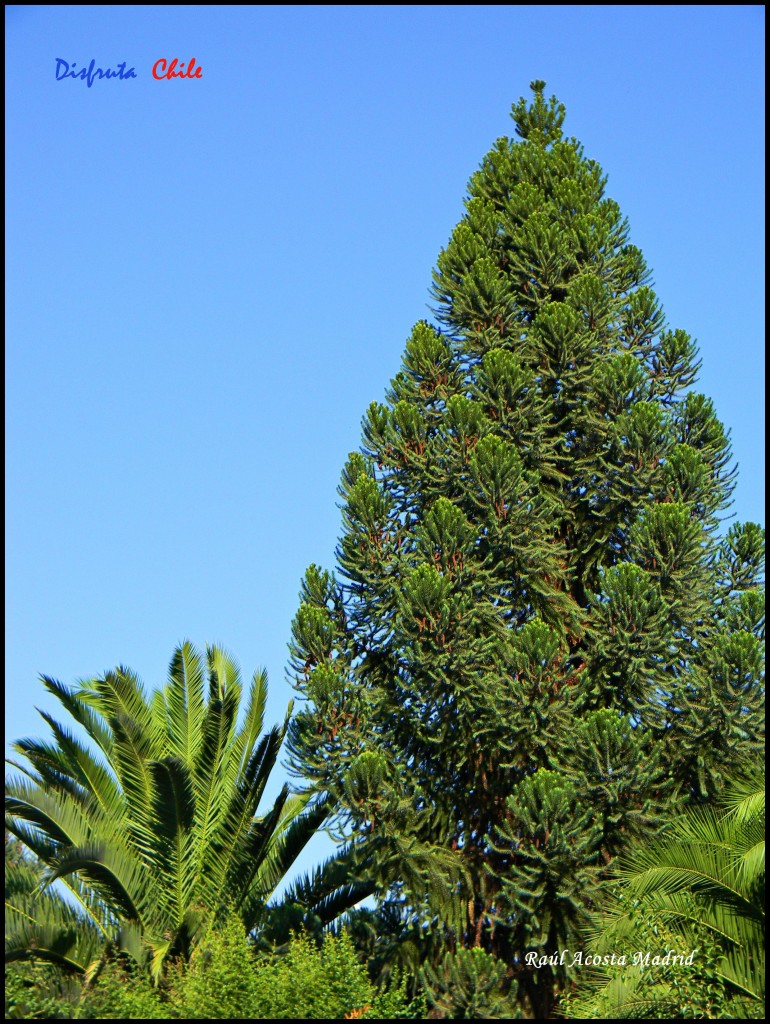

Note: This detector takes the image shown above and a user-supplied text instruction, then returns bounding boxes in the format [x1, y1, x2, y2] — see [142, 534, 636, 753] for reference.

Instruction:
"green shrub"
[70, 919, 424, 1019]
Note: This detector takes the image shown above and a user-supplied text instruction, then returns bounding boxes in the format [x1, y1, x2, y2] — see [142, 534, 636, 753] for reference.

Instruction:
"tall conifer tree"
[287, 83, 764, 1016]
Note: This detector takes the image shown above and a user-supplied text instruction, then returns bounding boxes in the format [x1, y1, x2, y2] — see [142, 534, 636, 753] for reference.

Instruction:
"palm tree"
[5, 642, 369, 979]
[563, 762, 765, 1019]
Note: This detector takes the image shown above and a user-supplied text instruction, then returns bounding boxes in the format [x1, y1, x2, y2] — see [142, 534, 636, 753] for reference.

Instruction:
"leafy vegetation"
[71, 924, 422, 1020]
[5, 643, 365, 981]
[563, 763, 765, 1018]
[421, 946, 520, 1019]
[5, 82, 765, 1019]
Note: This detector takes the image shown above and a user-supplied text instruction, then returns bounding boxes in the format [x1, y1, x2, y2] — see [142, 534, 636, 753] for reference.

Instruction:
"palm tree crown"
[5, 642, 341, 976]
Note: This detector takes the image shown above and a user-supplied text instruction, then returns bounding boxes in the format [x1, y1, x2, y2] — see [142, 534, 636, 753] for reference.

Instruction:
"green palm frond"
[255, 794, 334, 903]
[10, 738, 89, 801]
[6, 782, 100, 850]
[43, 842, 147, 924]
[147, 756, 198, 925]
[5, 850, 104, 975]
[235, 668, 269, 772]
[35, 711, 122, 816]
[81, 668, 161, 752]
[566, 967, 682, 1020]
[234, 784, 292, 903]
[282, 846, 374, 928]
[5, 919, 94, 975]
[735, 837, 765, 890]
[164, 641, 206, 768]
[40, 675, 115, 758]
[228, 721, 281, 847]
[206, 645, 242, 700]
[109, 711, 158, 812]
[622, 803, 765, 927]
[718, 944, 765, 1004]
[209, 730, 293, 903]
[193, 683, 241, 852]
[721, 761, 765, 823]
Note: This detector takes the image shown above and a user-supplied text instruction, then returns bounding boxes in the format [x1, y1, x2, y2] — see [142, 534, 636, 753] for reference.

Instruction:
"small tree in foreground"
[287, 82, 765, 1016]
[5, 643, 368, 983]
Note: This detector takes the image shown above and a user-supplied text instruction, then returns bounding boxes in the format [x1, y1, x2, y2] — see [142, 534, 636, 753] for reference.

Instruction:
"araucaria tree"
[287, 83, 764, 1017]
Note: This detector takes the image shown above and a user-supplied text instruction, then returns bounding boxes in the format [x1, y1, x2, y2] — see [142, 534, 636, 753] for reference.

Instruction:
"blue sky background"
[6, 5, 765, 888]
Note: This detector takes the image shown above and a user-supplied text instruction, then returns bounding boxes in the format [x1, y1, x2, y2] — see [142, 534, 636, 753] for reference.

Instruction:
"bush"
[71, 919, 424, 1019]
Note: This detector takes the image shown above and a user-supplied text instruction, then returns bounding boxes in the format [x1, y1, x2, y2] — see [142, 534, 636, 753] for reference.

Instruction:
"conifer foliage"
[288, 83, 764, 1015]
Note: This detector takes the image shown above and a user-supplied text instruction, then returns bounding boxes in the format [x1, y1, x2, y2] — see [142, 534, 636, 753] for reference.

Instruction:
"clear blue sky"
[6, 5, 765, 887]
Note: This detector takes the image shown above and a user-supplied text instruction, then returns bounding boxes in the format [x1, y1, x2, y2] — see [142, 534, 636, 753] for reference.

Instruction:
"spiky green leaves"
[629, 503, 711, 627]
[511, 81, 566, 147]
[663, 443, 716, 515]
[455, 256, 520, 346]
[421, 946, 518, 1019]
[588, 563, 673, 706]
[558, 710, 665, 855]
[417, 497, 474, 577]
[492, 770, 603, 955]
[651, 328, 701, 399]
[344, 471, 390, 535]
[468, 435, 526, 519]
[337, 470, 393, 587]
[534, 300, 586, 362]
[496, 621, 578, 771]
[615, 402, 669, 466]
[593, 352, 649, 416]
[676, 392, 734, 500]
[390, 321, 464, 413]
[343, 751, 389, 827]
[292, 604, 335, 668]
[725, 587, 765, 638]
[711, 631, 764, 696]
[508, 215, 574, 311]
[718, 521, 765, 593]
[398, 564, 453, 642]
[477, 349, 535, 417]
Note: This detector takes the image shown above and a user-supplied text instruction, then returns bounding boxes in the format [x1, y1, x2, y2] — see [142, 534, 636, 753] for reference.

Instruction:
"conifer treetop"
[511, 80, 566, 146]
